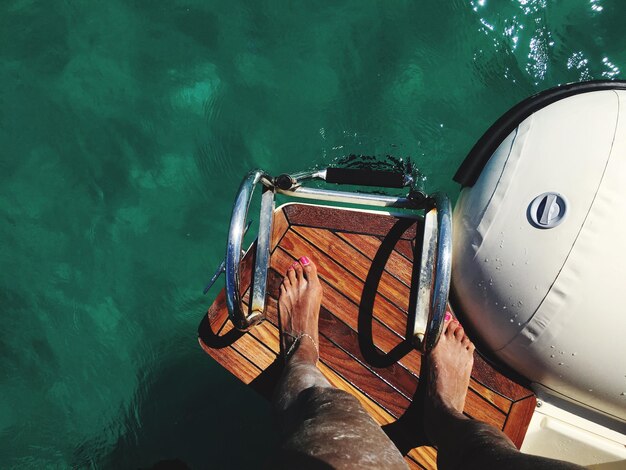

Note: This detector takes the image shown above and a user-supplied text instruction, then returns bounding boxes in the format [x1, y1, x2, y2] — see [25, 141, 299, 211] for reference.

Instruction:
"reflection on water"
[0, 0, 623, 467]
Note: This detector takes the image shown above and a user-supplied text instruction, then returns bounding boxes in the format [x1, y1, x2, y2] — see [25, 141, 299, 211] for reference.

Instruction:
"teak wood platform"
[199, 203, 536, 469]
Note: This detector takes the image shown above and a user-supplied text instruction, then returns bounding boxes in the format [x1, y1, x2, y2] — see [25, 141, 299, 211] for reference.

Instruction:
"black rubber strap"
[325, 167, 405, 188]
[454, 80, 626, 187]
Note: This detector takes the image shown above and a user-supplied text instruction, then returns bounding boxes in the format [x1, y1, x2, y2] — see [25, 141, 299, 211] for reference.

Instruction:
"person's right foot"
[424, 314, 475, 444]
[278, 256, 322, 365]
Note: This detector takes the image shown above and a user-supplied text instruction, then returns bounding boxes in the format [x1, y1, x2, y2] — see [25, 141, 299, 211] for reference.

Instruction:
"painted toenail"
[445, 312, 451, 321]
[300, 256, 310, 266]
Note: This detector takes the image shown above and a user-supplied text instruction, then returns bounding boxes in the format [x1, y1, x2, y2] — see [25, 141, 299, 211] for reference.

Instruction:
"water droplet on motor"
[558, 362, 564, 366]
[550, 354, 555, 358]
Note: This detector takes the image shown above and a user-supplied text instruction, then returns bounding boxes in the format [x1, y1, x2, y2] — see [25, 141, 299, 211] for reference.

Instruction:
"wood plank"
[395, 239, 415, 261]
[463, 393, 507, 428]
[230, 330, 278, 370]
[503, 396, 537, 449]
[319, 305, 419, 400]
[198, 339, 261, 385]
[406, 458, 427, 470]
[472, 354, 534, 402]
[469, 378, 512, 414]
[207, 288, 229, 332]
[294, 226, 411, 310]
[277, 231, 410, 336]
[271, 205, 290, 250]
[285, 203, 419, 239]
[338, 231, 414, 287]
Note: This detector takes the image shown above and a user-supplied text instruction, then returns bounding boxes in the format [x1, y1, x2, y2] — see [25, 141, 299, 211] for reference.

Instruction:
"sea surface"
[1, 1, 624, 468]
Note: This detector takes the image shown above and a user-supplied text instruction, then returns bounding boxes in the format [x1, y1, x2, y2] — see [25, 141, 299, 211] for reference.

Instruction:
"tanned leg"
[271, 257, 408, 470]
[424, 316, 585, 470]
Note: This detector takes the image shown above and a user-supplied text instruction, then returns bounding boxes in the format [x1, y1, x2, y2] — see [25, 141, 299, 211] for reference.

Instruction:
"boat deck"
[199, 203, 536, 469]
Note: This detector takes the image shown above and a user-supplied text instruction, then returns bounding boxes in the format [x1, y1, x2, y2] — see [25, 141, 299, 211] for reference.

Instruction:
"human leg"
[271, 257, 408, 469]
[424, 316, 585, 470]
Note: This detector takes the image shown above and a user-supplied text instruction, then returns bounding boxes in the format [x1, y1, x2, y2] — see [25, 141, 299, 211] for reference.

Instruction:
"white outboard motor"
[452, 81, 626, 426]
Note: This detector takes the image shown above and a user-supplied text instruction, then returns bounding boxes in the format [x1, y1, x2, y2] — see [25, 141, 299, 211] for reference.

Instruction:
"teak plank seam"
[292, 225, 412, 310]
[336, 231, 414, 287]
[290, 226, 412, 317]
[276, 234, 412, 338]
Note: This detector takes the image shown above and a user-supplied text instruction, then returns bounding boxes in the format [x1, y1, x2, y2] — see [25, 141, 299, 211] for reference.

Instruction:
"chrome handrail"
[224, 169, 453, 355]
[427, 193, 453, 352]
[225, 169, 273, 331]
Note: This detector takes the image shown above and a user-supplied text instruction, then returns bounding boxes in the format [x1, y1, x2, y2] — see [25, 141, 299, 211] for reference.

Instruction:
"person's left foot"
[423, 313, 475, 445]
[278, 256, 323, 365]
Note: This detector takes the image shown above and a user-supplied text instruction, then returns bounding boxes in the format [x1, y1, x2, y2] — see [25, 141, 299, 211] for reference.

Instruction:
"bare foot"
[424, 314, 475, 445]
[278, 256, 323, 365]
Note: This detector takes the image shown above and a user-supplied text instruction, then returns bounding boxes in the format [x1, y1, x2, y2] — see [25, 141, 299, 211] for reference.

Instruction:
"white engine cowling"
[452, 89, 626, 424]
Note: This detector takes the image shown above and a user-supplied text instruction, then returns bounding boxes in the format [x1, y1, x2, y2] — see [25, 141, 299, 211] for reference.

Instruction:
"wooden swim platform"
[199, 203, 536, 469]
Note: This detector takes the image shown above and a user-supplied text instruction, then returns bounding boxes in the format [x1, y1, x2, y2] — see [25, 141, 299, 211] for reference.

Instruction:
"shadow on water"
[72, 344, 279, 469]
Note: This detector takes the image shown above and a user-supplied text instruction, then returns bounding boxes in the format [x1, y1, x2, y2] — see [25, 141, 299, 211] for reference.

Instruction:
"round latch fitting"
[528, 192, 568, 229]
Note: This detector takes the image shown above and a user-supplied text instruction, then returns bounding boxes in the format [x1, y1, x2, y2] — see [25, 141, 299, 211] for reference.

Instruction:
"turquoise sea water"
[1, 1, 624, 468]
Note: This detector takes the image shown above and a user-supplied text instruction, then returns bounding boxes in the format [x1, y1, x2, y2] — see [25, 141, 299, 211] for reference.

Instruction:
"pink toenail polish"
[300, 256, 310, 266]
[445, 312, 451, 321]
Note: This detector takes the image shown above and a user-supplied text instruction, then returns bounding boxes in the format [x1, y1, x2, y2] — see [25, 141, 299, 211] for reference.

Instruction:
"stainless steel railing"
[219, 168, 452, 352]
